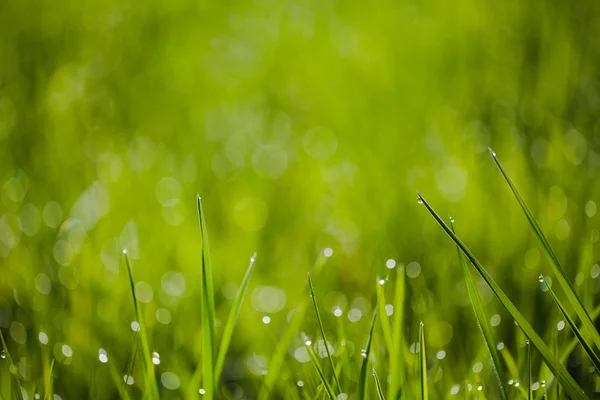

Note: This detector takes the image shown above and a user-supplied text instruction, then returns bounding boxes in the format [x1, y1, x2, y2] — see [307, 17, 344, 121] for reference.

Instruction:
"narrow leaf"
[0, 329, 23, 400]
[306, 341, 337, 400]
[214, 253, 257, 385]
[419, 322, 427, 400]
[417, 193, 587, 400]
[389, 264, 406, 400]
[373, 369, 386, 400]
[358, 279, 381, 400]
[527, 341, 532, 400]
[489, 148, 600, 354]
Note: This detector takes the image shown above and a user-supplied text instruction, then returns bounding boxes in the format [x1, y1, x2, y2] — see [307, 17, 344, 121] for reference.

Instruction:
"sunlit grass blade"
[373, 368, 386, 400]
[450, 219, 508, 400]
[419, 322, 427, 400]
[489, 148, 600, 354]
[417, 193, 587, 400]
[123, 252, 159, 399]
[389, 265, 406, 400]
[527, 341, 532, 400]
[306, 341, 337, 400]
[0, 329, 23, 400]
[541, 275, 600, 372]
[43, 359, 55, 400]
[308, 273, 342, 395]
[258, 251, 331, 400]
[214, 253, 257, 386]
[197, 195, 216, 399]
[358, 279, 381, 400]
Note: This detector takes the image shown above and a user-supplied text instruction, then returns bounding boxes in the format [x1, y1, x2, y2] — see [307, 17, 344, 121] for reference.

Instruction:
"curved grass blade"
[417, 193, 587, 400]
[197, 195, 216, 399]
[541, 275, 600, 372]
[306, 341, 337, 400]
[373, 368, 386, 400]
[419, 322, 427, 400]
[358, 279, 381, 400]
[258, 251, 331, 400]
[123, 252, 159, 399]
[450, 219, 508, 400]
[489, 148, 600, 354]
[308, 273, 342, 395]
[214, 253, 257, 385]
[0, 330, 23, 400]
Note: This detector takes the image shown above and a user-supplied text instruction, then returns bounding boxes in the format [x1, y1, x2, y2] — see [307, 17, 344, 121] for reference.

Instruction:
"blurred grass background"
[1, 0, 600, 398]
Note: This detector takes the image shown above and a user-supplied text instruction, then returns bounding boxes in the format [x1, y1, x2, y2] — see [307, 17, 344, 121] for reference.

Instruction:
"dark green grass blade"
[197, 195, 216, 399]
[560, 304, 600, 365]
[214, 253, 257, 385]
[124, 252, 159, 399]
[542, 275, 600, 372]
[0, 329, 23, 400]
[451, 220, 508, 400]
[308, 273, 342, 395]
[358, 279, 381, 400]
[419, 322, 427, 400]
[389, 266, 406, 400]
[528, 341, 532, 400]
[489, 148, 600, 354]
[417, 193, 587, 400]
[306, 342, 336, 400]
[373, 368, 386, 400]
[258, 251, 330, 400]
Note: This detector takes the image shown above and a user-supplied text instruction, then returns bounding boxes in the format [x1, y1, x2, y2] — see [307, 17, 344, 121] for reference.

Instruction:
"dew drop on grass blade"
[214, 253, 257, 386]
[489, 148, 600, 355]
[308, 273, 342, 395]
[417, 193, 587, 400]
[541, 275, 600, 372]
[450, 219, 508, 400]
[197, 195, 216, 399]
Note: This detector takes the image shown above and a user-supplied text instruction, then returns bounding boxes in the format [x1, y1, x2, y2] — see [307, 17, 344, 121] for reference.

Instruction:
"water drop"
[262, 316, 271, 324]
[1, 350, 5, 359]
[488, 147, 496, 157]
[378, 278, 385, 285]
[199, 388, 206, 394]
[538, 275, 544, 283]
[123, 375, 134, 385]
[152, 352, 161, 365]
[477, 386, 483, 391]
[122, 248, 128, 254]
[449, 216, 455, 223]
[417, 198, 423, 204]
[541, 380, 546, 387]
[386, 259, 396, 269]
[99, 348, 108, 363]
[508, 380, 514, 385]
[557, 320, 565, 331]
[131, 321, 140, 331]
[305, 340, 312, 346]
[324, 248, 333, 257]
[297, 381, 304, 387]
[514, 381, 520, 387]
[332, 306, 343, 317]
[360, 349, 367, 358]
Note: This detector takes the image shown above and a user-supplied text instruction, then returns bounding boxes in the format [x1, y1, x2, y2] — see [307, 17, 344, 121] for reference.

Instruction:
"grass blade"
[123, 252, 159, 399]
[450, 219, 508, 400]
[541, 275, 600, 372]
[419, 322, 427, 400]
[0, 329, 23, 400]
[258, 251, 331, 400]
[417, 193, 587, 400]
[197, 195, 216, 399]
[389, 264, 406, 400]
[306, 340, 337, 400]
[373, 368, 386, 400]
[489, 148, 600, 354]
[308, 273, 342, 395]
[214, 253, 257, 385]
[527, 340, 532, 400]
[358, 279, 381, 400]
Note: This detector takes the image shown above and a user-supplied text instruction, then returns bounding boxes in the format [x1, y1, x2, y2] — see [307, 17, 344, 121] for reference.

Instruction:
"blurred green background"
[1, 0, 600, 398]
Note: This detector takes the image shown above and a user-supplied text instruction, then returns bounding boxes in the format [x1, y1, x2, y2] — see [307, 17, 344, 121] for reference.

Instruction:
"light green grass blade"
[541, 275, 600, 372]
[123, 252, 159, 399]
[308, 273, 342, 395]
[450, 219, 508, 400]
[489, 148, 600, 354]
[0, 329, 23, 400]
[306, 341, 337, 400]
[527, 341, 532, 400]
[559, 304, 600, 365]
[389, 265, 406, 400]
[419, 322, 427, 400]
[417, 193, 587, 400]
[43, 359, 55, 400]
[358, 279, 381, 400]
[214, 253, 257, 386]
[373, 368, 386, 400]
[197, 195, 216, 399]
[258, 251, 330, 400]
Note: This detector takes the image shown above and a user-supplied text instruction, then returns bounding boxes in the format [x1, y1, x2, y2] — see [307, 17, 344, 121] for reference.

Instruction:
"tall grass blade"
[417, 193, 587, 400]
[450, 219, 508, 400]
[0, 329, 23, 400]
[258, 251, 330, 400]
[214, 253, 257, 385]
[489, 148, 600, 354]
[541, 275, 600, 372]
[308, 273, 342, 395]
[389, 265, 406, 400]
[559, 304, 600, 365]
[306, 341, 337, 400]
[197, 195, 216, 399]
[373, 368, 386, 400]
[123, 252, 159, 399]
[358, 279, 381, 400]
[44, 359, 55, 400]
[527, 340, 532, 400]
[419, 322, 427, 400]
